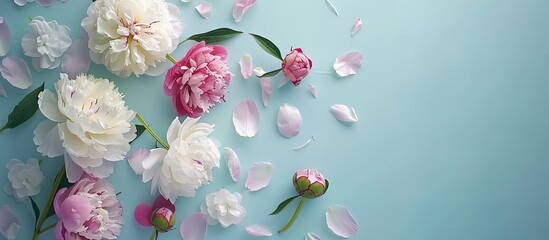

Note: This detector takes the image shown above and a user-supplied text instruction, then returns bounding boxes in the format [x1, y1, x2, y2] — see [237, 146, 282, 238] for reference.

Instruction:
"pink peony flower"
[134, 195, 176, 232]
[164, 41, 232, 118]
[54, 175, 123, 240]
[281, 48, 312, 86]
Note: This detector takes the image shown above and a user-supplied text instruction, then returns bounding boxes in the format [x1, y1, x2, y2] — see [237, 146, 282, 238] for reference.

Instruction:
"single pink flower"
[134, 195, 176, 232]
[281, 48, 312, 86]
[54, 175, 123, 240]
[164, 41, 232, 118]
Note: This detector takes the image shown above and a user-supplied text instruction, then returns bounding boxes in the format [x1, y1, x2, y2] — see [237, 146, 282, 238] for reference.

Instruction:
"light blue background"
[1, 0, 549, 239]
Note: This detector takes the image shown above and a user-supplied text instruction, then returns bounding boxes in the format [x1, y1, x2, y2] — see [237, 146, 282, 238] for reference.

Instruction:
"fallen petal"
[134, 203, 153, 227]
[0, 17, 11, 57]
[333, 51, 364, 77]
[0, 205, 20, 240]
[128, 148, 149, 175]
[0, 82, 6, 98]
[233, 0, 257, 23]
[260, 78, 272, 107]
[224, 147, 241, 182]
[181, 0, 192, 2]
[36, 0, 55, 7]
[277, 103, 302, 138]
[195, 1, 212, 19]
[232, 100, 260, 137]
[239, 53, 253, 79]
[308, 83, 317, 98]
[331, 104, 359, 123]
[278, 77, 289, 88]
[253, 67, 265, 77]
[0, 56, 32, 89]
[245, 162, 273, 191]
[305, 232, 321, 240]
[245, 224, 272, 236]
[180, 212, 208, 240]
[61, 39, 91, 79]
[325, 0, 339, 16]
[326, 205, 358, 238]
[351, 18, 362, 37]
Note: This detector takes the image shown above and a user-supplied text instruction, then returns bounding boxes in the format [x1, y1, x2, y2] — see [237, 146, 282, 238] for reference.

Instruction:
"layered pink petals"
[245, 224, 272, 236]
[333, 51, 364, 77]
[233, 0, 257, 23]
[245, 162, 273, 191]
[0, 17, 11, 57]
[277, 104, 302, 138]
[61, 39, 91, 79]
[282, 48, 312, 86]
[1, 56, 32, 89]
[180, 212, 208, 240]
[195, 2, 212, 19]
[239, 53, 253, 79]
[233, 100, 260, 137]
[326, 205, 358, 238]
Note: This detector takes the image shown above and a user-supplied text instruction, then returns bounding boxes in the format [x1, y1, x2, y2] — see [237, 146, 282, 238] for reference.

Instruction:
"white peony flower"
[3, 158, 45, 201]
[34, 73, 136, 183]
[140, 117, 220, 203]
[200, 188, 246, 228]
[21, 16, 72, 71]
[81, 0, 183, 77]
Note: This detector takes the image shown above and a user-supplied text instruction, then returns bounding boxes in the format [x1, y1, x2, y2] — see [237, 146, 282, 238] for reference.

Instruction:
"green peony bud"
[293, 169, 329, 199]
[151, 207, 176, 232]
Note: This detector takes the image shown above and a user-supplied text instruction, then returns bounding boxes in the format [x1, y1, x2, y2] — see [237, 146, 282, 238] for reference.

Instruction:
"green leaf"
[45, 170, 71, 221]
[270, 195, 300, 215]
[130, 124, 145, 145]
[0, 82, 44, 133]
[325, 179, 329, 192]
[30, 197, 40, 229]
[250, 33, 283, 61]
[259, 68, 282, 78]
[180, 28, 243, 45]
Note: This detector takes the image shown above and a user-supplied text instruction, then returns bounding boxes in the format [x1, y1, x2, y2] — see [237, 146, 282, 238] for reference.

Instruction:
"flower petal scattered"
[326, 205, 358, 238]
[36, 0, 55, 7]
[233, 100, 260, 137]
[180, 212, 208, 240]
[325, 0, 339, 16]
[308, 83, 317, 98]
[0, 205, 19, 240]
[233, 0, 257, 23]
[333, 51, 364, 77]
[224, 147, 241, 182]
[239, 53, 253, 79]
[128, 148, 149, 175]
[195, 1, 212, 19]
[277, 103, 302, 138]
[253, 66, 265, 76]
[245, 224, 272, 237]
[61, 39, 91, 79]
[331, 104, 359, 123]
[201, 188, 246, 228]
[4, 158, 45, 201]
[0, 56, 32, 89]
[351, 18, 362, 37]
[22, 16, 71, 71]
[245, 162, 273, 191]
[0, 17, 11, 57]
[134, 203, 153, 226]
[260, 78, 272, 108]
[305, 232, 321, 240]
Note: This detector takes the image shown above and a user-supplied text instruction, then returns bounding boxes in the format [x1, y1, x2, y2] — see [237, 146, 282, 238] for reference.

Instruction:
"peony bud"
[151, 207, 176, 232]
[293, 169, 328, 199]
[281, 48, 312, 86]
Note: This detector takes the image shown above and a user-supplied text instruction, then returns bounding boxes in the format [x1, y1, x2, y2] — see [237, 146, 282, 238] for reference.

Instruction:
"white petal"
[333, 51, 364, 77]
[351, 18, 362, 37]
[0, 56, 32, 89]
[0, 17, 11, 57]
[33, 120, 64, 158]
[278, 77, 289, 88]
[245, 162, 273, 191]
[277, 104, 302, 138]
[239, 54, 253, 79]
[326, 205, 358, 238]
[233, 0, 257, 23]
[142, 148, 167, 183]
[232, 100, 260, 137]
[182, 0, 192, 2]
[308, 83, 317, 98]
[38, 90, 65, 122]
[331, 104, 359, 123]
[245, 224, 272, 237]
[180, 212, 208, 240]
[325, 0, 339, 16]
[0, 205, 20, 240]
[195, 2, 212, 19]
[0, 82, 6, 98]
[305, 232, 321, 240]
[128, 148, 149, 175]
[61, 39, 91, 79]
[260, 78, 272, 108]
[224, 147, 241, 182]
[63, 153, 84, 183]
[253, 67, 266, 77]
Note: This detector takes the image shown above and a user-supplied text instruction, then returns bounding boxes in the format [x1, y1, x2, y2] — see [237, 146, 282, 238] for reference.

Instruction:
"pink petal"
[260, 78, 271, 107]
[239, 54, 253, 79]
[331, 104, 359, 123]
[152, 195, 175, 213]
[232, 100, 260, 137]
[0, 82, 6, 98]
[245, 162, 273, 191]
[180, 212, 208, 240]
[277, 104, 302, 138]
[128, 148, 149, 175]
[351, 18, 362, 37]
[278, 77, 289, 88]
[57, 195, 93, 232]
[333, 51, 364, 77]
[0, 17, 11, 57]
[61, 39, 91, 79]
[36, 0, 55, 7]
[134, 203, 153, 227]
[0, 56, 32, 89]
[224, 147, 241, 182]
[308, 83, 317, 98]
[326, 205, 358, 238]
[233, 0, 257, 23]
[0, 205, 20, 240]
[306, 232, 321, 240]
[245, 224, 272, 236]
[195, 1, 212, 19]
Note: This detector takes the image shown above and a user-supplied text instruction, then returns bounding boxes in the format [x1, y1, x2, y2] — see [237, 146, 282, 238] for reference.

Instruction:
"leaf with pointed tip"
[250, 33, 283, 61]
[270, 195, 299, 215]
[180, 28, 242, 45]
[0, 82, 44, 133]
[258, 68, 281, 78]
[130, 125, 145, 144]
[30, 197, 40, 229]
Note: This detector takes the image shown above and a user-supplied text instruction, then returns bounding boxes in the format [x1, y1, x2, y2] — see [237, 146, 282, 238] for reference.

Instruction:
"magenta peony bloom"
[54, 175, 123, 240]
[281, 48, 312, 86]
[164, 41, 232, 118]
[134, 195, 176, 232]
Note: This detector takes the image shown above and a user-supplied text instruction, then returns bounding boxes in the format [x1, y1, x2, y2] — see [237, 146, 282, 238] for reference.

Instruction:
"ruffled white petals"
[351, 18, 362, 37]
[233, 0, 257, 23]
[305, 232, 321, 240]
[4, 158, 45, 201]
[21, 16, 71, 71]
[0, 56, 32, 89]
[224, 147, 241, 182]
[277, 104, 302, 138]
[333, 51, 364, 77]
[260, 78, 272, 108]
[201, 189, 246, 228]
[0, 17, 11, 57]
[245, 224, 272, 237]
[38, 90, 65, 122]
[325, 0, 339, 16]
[33, 120, 64, 158]
[326, 205, 358, 238]
[0, 205, 20, 240]
[61, 39, 91, 79]
[239, 53, 253, 79]
[0, 82, 5, 98]
[308, 83, 317, 98]
[195, 1, 212, 19]
[128, 148, 149, 175]
[331, 104, 359, 123]
[233, 100, 260, 137]
[180, 212, 208, 240]
[245, 162, 273, 191]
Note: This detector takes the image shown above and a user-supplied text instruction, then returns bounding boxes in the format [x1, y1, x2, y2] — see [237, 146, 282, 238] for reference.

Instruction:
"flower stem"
[149, 230, 158, 240]
[165, 54, 177, 64]
[135, 113, 170, 150]
[278, 197, 307, 233]
[32, 165, 66, 240]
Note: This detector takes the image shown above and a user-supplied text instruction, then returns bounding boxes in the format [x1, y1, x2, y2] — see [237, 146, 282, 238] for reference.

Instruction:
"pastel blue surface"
[1, 0, 549, 239]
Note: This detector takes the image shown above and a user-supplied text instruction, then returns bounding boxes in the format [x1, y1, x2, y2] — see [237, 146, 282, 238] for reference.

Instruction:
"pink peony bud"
[293, 169, 328, 199]
[151, 207, 176, 232]
[281, 48, 312, 86]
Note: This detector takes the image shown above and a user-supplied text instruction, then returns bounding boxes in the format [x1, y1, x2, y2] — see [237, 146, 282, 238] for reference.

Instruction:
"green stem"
[278, 197, 307, 233]
[135, 113, 169, 150]
[177, 38, 190, 47]
[149, 230, 157, 240]
[165, 54, 177, 64]
[37, 223, 57, 235]
[32, 165, 65, 240]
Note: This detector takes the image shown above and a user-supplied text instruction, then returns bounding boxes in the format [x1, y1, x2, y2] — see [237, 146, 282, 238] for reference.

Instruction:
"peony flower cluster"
[81, 0, 183, 77]
[164, 41, 232, 118]
[201, 188, 246, 228]
[54, 175, 123, 240]
[4, 158, 45, 201]
[34, 73, 136, 183]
